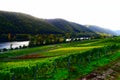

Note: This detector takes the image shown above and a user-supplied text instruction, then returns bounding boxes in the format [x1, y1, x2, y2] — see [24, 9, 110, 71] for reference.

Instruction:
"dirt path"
[78, 58, 120, 80]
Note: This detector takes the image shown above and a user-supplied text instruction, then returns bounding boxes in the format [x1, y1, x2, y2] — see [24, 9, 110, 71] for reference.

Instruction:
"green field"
[0, 37, 120, 80]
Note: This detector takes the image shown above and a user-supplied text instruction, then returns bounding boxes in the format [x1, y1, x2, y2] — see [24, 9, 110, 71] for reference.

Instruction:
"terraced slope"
[0, 37, 120, 80]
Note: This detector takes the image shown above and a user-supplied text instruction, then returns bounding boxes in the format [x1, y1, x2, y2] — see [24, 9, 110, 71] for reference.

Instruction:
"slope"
[86, 25, 117, 36]
[46, 19, 98, 36]
[0, 11, 63, 34]
[115, 30, 120, 35]
[0, 11, 98, 37]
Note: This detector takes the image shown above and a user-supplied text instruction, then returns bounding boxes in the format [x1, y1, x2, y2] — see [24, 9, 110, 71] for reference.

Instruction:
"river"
[0, 41, 29, 49]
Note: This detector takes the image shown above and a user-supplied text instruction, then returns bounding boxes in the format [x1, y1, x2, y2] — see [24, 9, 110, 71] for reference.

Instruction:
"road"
[78, 58, 120, 80]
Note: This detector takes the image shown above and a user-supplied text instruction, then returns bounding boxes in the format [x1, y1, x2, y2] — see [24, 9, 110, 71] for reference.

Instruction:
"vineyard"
[0, 37, 120, 80]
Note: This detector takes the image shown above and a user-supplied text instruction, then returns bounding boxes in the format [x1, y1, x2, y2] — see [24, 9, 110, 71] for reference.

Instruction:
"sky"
[0, 0, 120, 30]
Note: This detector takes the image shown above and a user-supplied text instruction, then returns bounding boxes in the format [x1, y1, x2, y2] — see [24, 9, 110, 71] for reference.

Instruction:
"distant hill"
[115, 30, 120, 35]
[0, 11, 98, 37]
[0, 11, 63, 34]
[1, 10, 117, 37]
[86, 25, 117, 36]
[46, 19, 97, 36]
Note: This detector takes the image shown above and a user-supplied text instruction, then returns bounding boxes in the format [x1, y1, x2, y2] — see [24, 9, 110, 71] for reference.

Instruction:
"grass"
[70, 51, 120, 79]
[0, 37, 120, 80]
[0, 39, 104, 59]
[0, 45, 55, 58]
[0, 38, 110, 59]
[0, 46, 100, 73]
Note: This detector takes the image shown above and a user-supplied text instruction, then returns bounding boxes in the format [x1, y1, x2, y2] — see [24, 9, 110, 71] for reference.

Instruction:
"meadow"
[0, 37, 120, 80]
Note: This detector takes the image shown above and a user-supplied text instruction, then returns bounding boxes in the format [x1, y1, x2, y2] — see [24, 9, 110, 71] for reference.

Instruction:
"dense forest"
[0, 11, 96, 34]
[0, 11, 116, 43]
[0, 11, 98, 42]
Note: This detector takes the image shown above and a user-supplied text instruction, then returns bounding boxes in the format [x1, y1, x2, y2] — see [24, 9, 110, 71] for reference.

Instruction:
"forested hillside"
[0, 11, 63, 34]
[0, 11, 98, 36]
[0, 11, 117, 42]
[86, 25, 117, 35]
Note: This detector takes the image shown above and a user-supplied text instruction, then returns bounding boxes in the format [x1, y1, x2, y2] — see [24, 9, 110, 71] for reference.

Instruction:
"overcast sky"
[0, 0, 120, 30]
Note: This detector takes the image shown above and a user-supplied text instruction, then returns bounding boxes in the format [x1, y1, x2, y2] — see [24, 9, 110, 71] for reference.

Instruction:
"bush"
[3, 48, 8, 52]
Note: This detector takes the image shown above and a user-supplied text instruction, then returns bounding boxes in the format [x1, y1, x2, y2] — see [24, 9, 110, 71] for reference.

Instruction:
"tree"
[8, 33, 11, 41]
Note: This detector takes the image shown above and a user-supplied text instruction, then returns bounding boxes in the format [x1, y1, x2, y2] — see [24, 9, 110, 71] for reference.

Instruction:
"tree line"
[0, 32, 109, 47]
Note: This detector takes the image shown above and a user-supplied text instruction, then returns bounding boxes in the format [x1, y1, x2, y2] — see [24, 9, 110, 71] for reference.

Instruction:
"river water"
[0, 41, 29, 49]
